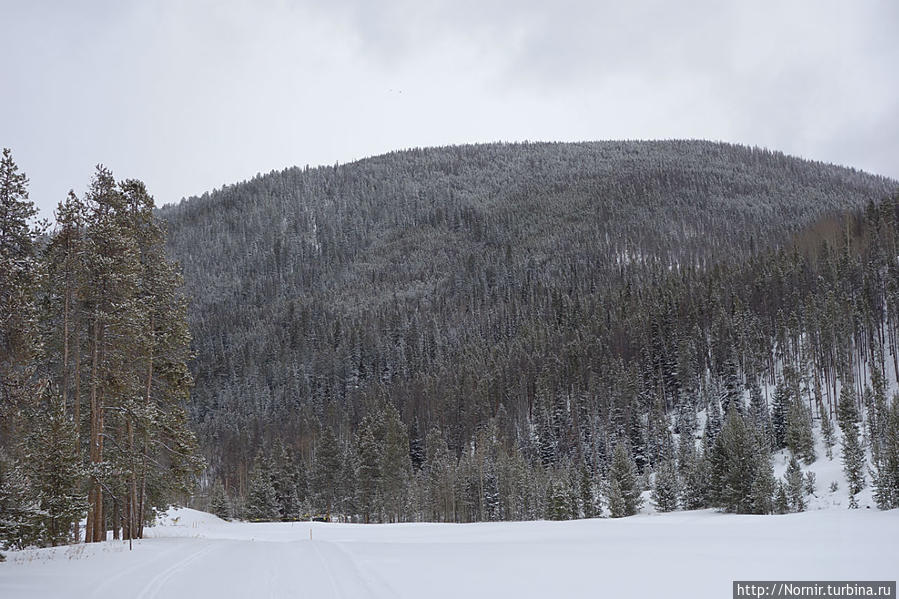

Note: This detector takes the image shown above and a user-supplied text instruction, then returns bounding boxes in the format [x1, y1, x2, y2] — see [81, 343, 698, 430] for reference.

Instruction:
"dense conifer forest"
[3, 140, 899, 556]
[159, 141, 899, 522]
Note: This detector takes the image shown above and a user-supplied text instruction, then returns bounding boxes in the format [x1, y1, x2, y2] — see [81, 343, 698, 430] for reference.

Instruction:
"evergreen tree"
[679, 434, 710, 510]
[871, 397, 899, 510]
[709, 409, 774, 513]
[748, 383, 771, 446]
[356, 424, 381, 523]
[0, 147, 42, 418]
[819, 405, 836, 460]
[770, 377, 789, 450]
[270, 440, 300, 520]
[0, 451, 40, 550]
[704, 396, 722, 447]
[379, 403, 411, 522]
[579, 463, 597, 519]
[784, 456, 806, 512]
[606, 442, 642, 518]
[546, 477, 571, 521]
[785, 398, 816, 464]
[209, 480, 230, 520]
[0, 148, 43, 549]
[245, 453, 279, 521]
[24, 392, 86, 546]
[838, 375, 866, 508]
[842, 424, 866, 508]
[773, 482, 789, 514]
[311, 426, 342, 518]
[837, 378, 860, 435]
[651, 458, 679, 512]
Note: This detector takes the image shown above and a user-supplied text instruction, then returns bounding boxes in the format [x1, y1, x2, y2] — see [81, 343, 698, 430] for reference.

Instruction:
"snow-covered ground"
[1, 506, 896, 599]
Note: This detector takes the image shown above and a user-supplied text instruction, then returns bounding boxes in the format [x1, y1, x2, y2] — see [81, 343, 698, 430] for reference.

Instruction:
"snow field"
[1, 506, 896, 599]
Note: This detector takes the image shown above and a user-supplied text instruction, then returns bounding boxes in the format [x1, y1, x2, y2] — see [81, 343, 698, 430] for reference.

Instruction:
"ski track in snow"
[134, 543, 219, 599]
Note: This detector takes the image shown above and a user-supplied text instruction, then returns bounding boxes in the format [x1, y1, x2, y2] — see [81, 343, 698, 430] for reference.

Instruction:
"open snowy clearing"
[1, 507, 897, 599]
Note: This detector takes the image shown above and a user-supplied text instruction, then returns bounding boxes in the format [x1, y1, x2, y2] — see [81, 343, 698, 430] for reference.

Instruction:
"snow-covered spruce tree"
[270, 439, 300, 521]
[773, 482, 789, 514]
[867, 365, 889, 467]
[709, 409, 774, 513]
[785, 398, 816, 464]
[208, 480, 230, 520]
[871, 396, 899, 510]
[546, 476, 571, 521]
[704, 396, 723, 447]
[606, 442, 642, 518]
[0, 148, 44, 552]
[748, 383, 771, 446]
[356, 422, 381, 523]
[837, 381, 865, 507]
[0, 147, 42, 421]
[23, 390, 86, 546]
[678, 433, 710, 510]
[245, 453, 279, 521]
[312, 426, 343, 519]
[783, 456, 806, 512]
[819, 403, 835, 460]
[579, 463, 596, 519]
[338, 442, 359, 522]
[770, 376, 789, 450]
[0, 451, 41, 551]
[651, 458, 679, 512]
[379, 403, 411, 522]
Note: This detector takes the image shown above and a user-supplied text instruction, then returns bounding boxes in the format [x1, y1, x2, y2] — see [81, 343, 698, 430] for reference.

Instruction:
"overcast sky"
[3, 0, 898, 220]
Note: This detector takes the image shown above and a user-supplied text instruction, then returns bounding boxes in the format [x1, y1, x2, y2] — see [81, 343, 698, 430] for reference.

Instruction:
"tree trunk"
[89, 316, 104, 543]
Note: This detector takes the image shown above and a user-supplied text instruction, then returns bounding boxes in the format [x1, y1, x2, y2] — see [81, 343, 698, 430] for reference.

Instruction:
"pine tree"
[709, 409, 774, 513]
[378, 403, 410, 522]
[704, 396, 722, 446]
[784, 456, 806, 512]
[312, 426, 342, 518]
[208, 480, 230, 520]
[748, 383, 771, 446]
[773, 482, 789, 514]
[842, 424, 866, 508]
[24, 391, 86, 546]
[356, 423, 381, 523]
[837, 376, 865, 508]
[819, 404, 836, 460]
[0, 149, 42, 413]
[871, 397, 899, 510]
[606, 442, 642, 517]
[651, 458, 679, 512]
[785, 398, 816, 464]
[579, 463, 596, 518]
[837, 378, 860, 435]
[245, 453, 279, 521]
[546, 476, 571, 520]
[0, 451, 40, 550]
[0, 149, 43, 550]
[771, 377, 789, 450]
[679, 434, 710, 510]
[270, 440, 299, 520]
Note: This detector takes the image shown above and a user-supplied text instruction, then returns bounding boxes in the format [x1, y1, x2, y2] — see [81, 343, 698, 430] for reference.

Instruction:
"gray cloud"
[2, 0, 897, 220]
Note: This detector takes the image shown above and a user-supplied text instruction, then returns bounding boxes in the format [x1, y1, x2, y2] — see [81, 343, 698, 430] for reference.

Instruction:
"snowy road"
[2, 508, 897, 599]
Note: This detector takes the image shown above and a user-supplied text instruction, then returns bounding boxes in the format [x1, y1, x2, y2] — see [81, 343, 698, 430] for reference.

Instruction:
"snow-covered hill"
[1, 506, 896, 599]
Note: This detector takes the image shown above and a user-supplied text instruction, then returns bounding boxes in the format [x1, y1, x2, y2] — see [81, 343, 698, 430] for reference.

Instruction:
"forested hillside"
[159, 141, 899, 522]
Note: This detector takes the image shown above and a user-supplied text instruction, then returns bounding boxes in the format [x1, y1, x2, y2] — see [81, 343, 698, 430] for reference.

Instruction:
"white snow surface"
[2, 507, 897, 599]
